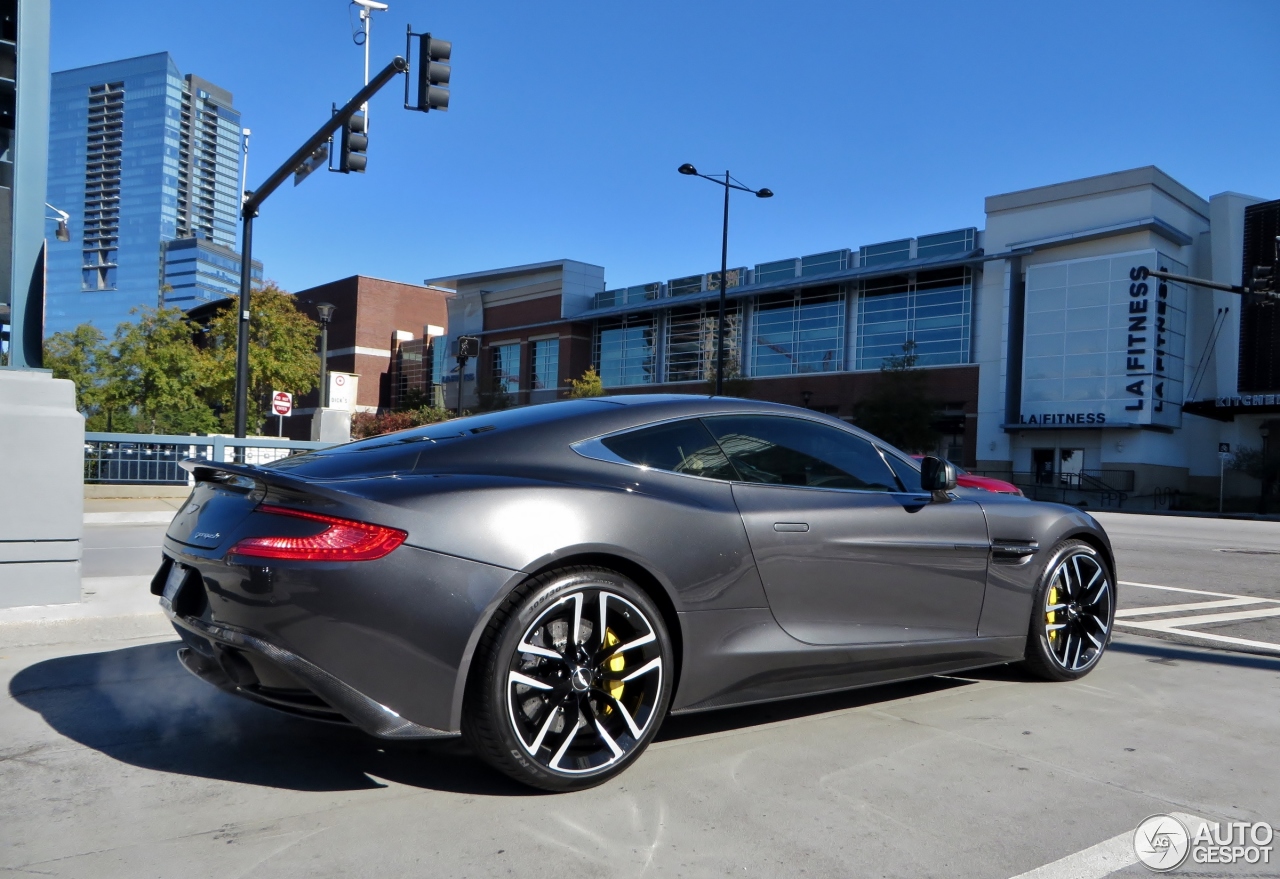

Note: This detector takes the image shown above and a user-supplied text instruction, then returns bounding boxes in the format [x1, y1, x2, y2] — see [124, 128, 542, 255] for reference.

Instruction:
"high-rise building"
[44, 52, 250, 336]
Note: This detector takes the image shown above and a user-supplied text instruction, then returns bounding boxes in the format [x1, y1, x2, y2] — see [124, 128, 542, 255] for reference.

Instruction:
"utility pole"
[353, 0, 389, 133]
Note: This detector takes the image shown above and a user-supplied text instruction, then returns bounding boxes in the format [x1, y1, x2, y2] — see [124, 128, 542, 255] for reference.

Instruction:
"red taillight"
[229, 504, 407, 562]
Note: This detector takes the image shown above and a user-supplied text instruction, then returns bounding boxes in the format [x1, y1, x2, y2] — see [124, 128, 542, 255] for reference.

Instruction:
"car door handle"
[773, 522, 809, 532]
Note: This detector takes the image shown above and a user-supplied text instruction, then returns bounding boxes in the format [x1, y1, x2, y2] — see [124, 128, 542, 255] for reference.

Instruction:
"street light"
[45, 203, 70, 242]
[316, 302, 336, 408]
[677, 163, 773, 395]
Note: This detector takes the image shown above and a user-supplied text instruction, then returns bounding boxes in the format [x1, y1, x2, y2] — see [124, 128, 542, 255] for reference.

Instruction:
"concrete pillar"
[0, 370, 83, 608]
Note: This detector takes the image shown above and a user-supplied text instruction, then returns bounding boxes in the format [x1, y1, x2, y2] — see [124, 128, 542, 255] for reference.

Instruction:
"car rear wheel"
[463, 566, 673, 792]
[1018, 540, 1115, 681]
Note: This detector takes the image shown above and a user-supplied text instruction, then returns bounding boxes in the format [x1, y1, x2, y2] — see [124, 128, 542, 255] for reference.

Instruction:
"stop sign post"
[271, 391, 293, 437]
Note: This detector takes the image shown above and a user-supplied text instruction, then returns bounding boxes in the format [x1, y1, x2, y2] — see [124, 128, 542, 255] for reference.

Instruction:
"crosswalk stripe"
[1119, 580, 1247, 599]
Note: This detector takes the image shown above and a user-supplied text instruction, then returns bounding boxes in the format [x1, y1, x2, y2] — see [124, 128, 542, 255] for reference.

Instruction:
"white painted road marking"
[1115, 581, 1280, 654]
[1008, 812, 1209, 879]
[1114, 597, 1271, 618]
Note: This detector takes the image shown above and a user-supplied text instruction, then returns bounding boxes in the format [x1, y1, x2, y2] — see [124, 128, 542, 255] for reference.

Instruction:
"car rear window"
[601, 419, 738, 481]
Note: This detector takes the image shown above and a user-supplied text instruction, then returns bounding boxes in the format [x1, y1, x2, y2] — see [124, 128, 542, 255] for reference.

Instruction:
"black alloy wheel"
[1019, 540, 1115, 681]
[463, 567, 673, 791]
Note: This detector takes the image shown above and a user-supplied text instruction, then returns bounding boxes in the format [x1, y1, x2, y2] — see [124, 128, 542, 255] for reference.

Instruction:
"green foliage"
[351, 405, 456, 439]
[45, 324, 109, 420]
[200, 283, 319, 433]
[569, 366, 605, 398]
[853, 340, 940, 453]
[112, 306, 218, 433]
[1230, 444, 1280, 512]
[42, 282, 318, 436]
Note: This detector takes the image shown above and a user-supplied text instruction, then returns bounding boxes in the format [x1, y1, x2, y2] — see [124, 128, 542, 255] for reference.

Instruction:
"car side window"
[601, 419, 739, 481]
[881, 450, 923, 493]
[702, 415, 898, 492]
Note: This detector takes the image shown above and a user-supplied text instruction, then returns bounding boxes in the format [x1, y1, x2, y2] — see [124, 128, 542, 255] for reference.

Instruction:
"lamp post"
[677, 163, 772, 395]
[316, 302, 335, 408]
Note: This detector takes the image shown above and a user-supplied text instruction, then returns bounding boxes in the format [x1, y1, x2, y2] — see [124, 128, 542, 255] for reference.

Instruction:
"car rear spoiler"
[179, 458, 353, 504]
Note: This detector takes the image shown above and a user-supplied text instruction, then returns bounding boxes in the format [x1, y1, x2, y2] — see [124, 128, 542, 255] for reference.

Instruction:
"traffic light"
[416, 34, 451, 112]
[456, 335, 480, 358]
[339, 112, 368, 173]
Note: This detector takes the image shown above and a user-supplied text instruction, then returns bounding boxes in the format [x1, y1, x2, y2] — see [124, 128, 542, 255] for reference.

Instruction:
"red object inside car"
[910, 456, 1023, 496]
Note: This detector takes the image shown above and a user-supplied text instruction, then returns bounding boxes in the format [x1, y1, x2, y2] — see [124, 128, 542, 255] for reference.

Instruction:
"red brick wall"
[292, 275, 452, 410]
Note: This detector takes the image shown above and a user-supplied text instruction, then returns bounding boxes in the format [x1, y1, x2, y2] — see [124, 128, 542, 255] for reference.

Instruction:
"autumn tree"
[854, 340, 940, 453]
[569, 366, 605, 398]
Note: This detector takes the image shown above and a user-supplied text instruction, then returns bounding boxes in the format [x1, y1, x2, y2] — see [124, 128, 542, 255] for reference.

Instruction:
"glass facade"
[162, 236, 262, 306]
[492, 343, 520, 396]
[751, 286, 844, 376]
[665, 302, 741, 383]
[45, 53, 244, 337]
[596, 314, 656, 387]
[857, 268, 971, 369]
[531, 338, 559, 390]
[589, 229, 977, 386]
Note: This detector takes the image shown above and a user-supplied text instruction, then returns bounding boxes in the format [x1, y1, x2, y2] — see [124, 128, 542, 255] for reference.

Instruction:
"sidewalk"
[84, 495, 186, 525]
[0, 575, 171, 648]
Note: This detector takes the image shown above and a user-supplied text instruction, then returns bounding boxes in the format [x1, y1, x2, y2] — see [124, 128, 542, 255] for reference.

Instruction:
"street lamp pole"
[315, 302, 335, 408]
[677, 164, 772, 396]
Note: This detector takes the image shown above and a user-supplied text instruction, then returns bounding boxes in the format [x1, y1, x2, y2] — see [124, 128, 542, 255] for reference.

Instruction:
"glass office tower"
[45, 53, 244, 337]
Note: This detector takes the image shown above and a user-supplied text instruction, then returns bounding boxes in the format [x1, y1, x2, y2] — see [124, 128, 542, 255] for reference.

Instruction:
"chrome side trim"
[168, 609, 455, 739]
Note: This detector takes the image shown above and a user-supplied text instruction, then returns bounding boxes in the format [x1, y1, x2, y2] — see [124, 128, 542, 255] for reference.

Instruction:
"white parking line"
[1008, 813, 1209, 879]
[1115, 581, 1280, 654]
[1114, 597, 1271, 618]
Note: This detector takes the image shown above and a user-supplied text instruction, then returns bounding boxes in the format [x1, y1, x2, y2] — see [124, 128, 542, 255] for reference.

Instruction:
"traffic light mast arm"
[243, 55, 407, 217]
[1143, 267, 1279, 302]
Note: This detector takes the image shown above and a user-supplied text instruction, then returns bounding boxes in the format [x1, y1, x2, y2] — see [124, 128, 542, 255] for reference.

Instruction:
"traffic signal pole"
[232, 56, 409, 446]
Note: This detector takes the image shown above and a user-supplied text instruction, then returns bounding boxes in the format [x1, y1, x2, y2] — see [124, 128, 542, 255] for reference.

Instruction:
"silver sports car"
[157, 395, 1115, 791]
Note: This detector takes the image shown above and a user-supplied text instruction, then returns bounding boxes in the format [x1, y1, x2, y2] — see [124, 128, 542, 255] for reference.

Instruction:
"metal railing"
[84, 432, 334, 485]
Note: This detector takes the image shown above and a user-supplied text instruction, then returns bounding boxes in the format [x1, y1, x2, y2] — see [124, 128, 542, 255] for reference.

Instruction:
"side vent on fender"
[991, 539, 1038, 565]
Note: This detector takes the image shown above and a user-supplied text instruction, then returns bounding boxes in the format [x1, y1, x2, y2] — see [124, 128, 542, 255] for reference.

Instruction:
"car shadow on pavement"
[656, 675, 975, 741]
[7, 640, 536, 797]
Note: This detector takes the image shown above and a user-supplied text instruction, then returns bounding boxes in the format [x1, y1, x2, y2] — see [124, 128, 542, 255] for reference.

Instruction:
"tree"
[853, 340, 940, 453]
[1230, 445, 1280, 514]
[701, 349, 753, 398]
[351, 405, 455, 439]
[201, 283, 319, 434]
[44, 324, 109, 422]
[569, 366, 605, 398]
[111, 306, 217, 434]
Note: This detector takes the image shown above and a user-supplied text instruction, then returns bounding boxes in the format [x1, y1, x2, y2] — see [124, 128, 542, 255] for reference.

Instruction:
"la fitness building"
[426, 167, 1278, 506]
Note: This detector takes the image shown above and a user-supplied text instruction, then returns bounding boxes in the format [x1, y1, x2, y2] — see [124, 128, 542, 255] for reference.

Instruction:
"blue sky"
[51, 0, 1280, 294]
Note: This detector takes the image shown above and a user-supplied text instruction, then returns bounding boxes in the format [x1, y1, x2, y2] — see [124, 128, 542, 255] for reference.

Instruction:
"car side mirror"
[919, 456, 957, 501]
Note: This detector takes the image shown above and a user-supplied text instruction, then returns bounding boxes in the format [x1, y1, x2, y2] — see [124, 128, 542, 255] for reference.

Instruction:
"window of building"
[859, 238, 911, 267]
[754, 258, 798, 285]
[915, 228, 976, 260]
[601, 419, 737, 481]
[750, 287, 844, 376]
[492, 343, 520, 396]
[856, 268, 971, 369]
[702, 415, 899, 491]
[800, 249, 850, 277]
[665, 302, 742, 383]
[595, 315, 656, 387]
[531, 338, 560, 391]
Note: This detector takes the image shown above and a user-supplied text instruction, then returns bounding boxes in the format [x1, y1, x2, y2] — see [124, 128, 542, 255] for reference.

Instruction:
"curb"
[84, 511, 176, 525]
[0, 576, 171, 648]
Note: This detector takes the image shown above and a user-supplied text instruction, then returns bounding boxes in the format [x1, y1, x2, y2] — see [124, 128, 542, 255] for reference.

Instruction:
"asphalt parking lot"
[2, 512, 1277, 878]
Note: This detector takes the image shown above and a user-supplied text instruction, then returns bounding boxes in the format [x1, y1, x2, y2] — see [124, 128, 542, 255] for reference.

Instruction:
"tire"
[462, 566, 674, 792]
[1018, 539, 1116, 682]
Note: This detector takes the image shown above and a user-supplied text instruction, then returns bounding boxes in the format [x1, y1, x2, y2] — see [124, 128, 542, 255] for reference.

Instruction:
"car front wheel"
[1019, 539, 1115, 681]
[463, 566, 673, 792]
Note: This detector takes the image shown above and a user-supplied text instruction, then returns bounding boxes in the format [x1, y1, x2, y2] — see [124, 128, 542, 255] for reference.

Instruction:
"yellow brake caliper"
[604, 628, 625, 708]
[1046, 586, 1059, 642]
